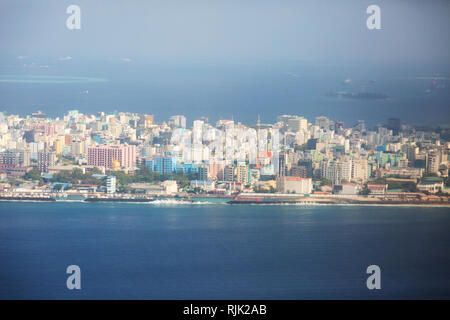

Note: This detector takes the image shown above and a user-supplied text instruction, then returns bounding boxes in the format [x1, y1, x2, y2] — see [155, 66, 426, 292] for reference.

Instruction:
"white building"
[168, 115, 186, 129]
[287, 117, 308, 133]
[106, 175, 116, 194]
[162, 180, 178, 194]
[417, 181, 444, 194]
[276, 177, 312, 194]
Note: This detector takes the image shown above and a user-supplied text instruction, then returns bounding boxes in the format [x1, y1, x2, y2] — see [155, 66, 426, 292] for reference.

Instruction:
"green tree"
[71, 168, 84, 181]
[360, 187, 371, 195]
[23, 169, 43, 182]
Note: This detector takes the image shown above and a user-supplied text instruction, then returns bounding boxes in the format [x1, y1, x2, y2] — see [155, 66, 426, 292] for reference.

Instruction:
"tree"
[193, 187, 202, 194]
[52, 170, 72, 183]
[89, 167, 103, 174]
[71, 168, 84, 181]
[319, 178, 332, 186]
[23, 169, 43, 182]
[360, 187, 371, 195]
[294, 144, 307, 152]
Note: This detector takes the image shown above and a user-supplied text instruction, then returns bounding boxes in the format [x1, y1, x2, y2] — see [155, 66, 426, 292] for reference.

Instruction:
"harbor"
[1, 191, 449, 206]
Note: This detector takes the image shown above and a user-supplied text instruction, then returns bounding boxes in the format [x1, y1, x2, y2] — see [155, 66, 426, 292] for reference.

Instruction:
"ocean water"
[0, 60, 449, 127]
[0, 202, 449, 299]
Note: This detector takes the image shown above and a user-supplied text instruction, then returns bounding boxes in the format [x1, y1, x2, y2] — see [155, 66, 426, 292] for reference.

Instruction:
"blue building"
[143, 158, 154, 171]
[184, 163, 199, 174]
[146, 156, 176, 175]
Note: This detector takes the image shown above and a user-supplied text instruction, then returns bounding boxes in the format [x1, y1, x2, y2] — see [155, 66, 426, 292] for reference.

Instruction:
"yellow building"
[235, 163, 249, 184]
[55, 137, 64, 155]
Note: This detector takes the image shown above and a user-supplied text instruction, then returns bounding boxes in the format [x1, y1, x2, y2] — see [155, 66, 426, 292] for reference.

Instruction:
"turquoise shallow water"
[0, 202, 449, 299]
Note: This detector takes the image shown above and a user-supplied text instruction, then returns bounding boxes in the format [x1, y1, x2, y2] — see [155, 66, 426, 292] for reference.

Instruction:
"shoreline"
[0, 198, 449, 207]
[1, 191, 449, 207]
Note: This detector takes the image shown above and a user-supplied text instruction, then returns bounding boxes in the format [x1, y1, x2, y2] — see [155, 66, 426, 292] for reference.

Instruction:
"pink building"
[28, 123, 56, 136]
[87, 145, 136, 169]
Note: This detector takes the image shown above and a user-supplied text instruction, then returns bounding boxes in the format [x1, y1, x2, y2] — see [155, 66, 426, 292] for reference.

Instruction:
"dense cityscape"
[0, 110, 449, 204]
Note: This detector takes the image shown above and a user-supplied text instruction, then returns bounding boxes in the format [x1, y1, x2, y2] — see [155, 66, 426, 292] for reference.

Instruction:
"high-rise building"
[298, 159, 313, 177]
[306, 138, 318, 150]
[139, 114, 154, 127]
[106, 176, 116, 194]
[387, 118, 401, 135]
[351, 158, 369, 182]
[198, 165, 209, 181]
[287, 117, 308, 133]
[168, 115, 187, 129]
[290, 165, 308, 178]
[321, 159, 352, 185]
[71, 141, 84, 156]
[406, 144, 418, 166]
[426, 151, 440, 174]
[152, 156, 176, 175]
[315, 116, 330, 130]
[87, 145, 136, 169]
[235, 163, 249, 184]
[208, 160, 225, 181]
[277, 115, 298, 133]
[37, 150, 56, 172]
[334, 121, 344, 133]
[356, 120, 366, 133]
[65, 135, 73, 146]
[0, 150, 31, 166]
[55, 137, 64, 155]
[278, 151, 289, 177]
[192, 120, 204, 145]
[223, 165, 234, 181]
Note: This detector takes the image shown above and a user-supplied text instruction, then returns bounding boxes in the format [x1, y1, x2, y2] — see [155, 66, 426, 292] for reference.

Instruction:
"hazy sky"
[1, 0, 449, 65]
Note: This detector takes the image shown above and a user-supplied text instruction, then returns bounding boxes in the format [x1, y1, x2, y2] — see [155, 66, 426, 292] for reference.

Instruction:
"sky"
[0, 1, 449, 126]
[1, 0, 449, 65]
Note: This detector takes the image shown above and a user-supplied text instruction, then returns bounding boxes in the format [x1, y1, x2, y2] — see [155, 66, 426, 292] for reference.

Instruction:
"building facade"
[88, 144, 136, 169]
[276, 176, 312, 194]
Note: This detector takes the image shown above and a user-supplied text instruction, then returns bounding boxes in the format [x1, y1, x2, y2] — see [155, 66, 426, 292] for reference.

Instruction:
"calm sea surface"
[1, 61, 449, 127]
[0, 202, 449, 299]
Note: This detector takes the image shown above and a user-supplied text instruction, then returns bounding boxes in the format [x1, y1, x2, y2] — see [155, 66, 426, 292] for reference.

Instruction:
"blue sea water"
[0, 60, 449, 127]
[0, 202, 449, 299]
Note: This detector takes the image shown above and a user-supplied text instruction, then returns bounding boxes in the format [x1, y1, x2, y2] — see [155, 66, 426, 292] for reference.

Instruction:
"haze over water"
[0, 59, 449, 127]
[1, 0, 449, 127]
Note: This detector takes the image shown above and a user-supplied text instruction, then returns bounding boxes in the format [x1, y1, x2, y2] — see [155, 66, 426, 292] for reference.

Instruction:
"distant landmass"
[326, 91, 390, 100]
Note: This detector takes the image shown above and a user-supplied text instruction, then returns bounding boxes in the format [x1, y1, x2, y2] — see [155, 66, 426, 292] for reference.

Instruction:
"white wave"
[151, 199, 227, 205]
